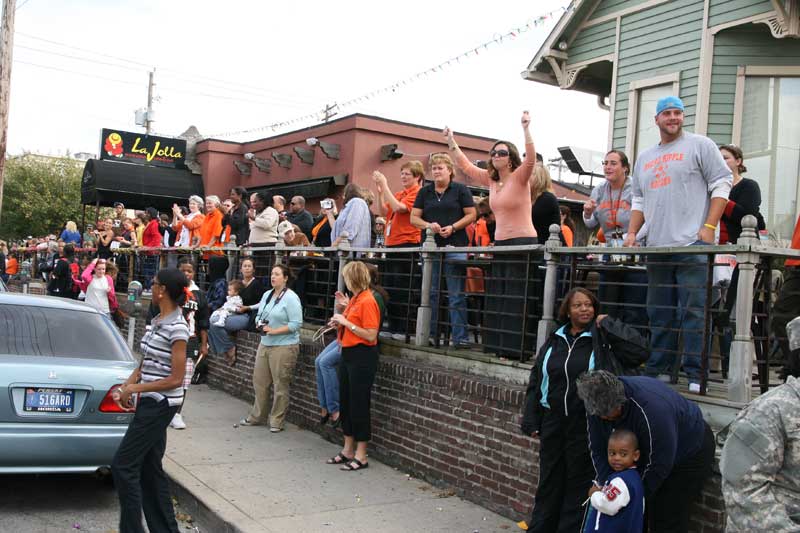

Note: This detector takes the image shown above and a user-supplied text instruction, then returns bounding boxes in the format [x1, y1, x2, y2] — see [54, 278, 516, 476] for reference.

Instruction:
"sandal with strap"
[326, 452, 353, 465]
[340, 458, 369, 471]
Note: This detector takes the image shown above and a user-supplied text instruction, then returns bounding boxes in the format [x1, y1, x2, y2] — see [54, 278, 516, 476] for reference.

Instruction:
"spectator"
[141, 208, 162, 290]
[448, 112, 537, 357]
[73, 258, 118, 317]
[240, 264, 302, 433]
[0, 241, 7, 283]
[208, 257, 265, 367]
[531, 165, 561, 245]
[559, 206, 574, 247]
[624, 96, 732, 392]
[720, 360, 800, 530]
[227, 186, 250, 246]
[311, 199, 337, 247]
[326, 261, 380, 471]
[576, 370, 715, 533]
[584, 429, 645, 533]
[410, 153, 476, 348]
[82, 223, 96, 248]
[584, 150, 648, 329]
[278, 221, 311, 247]
[47, 243, 77, 298]
[332, 183, 372, 249]
[474, 198, 494, 245]
[248, 192, 279, 247]
[273, 195, 288, 220]
[198, 196, 224, 255]
[111, 267, 189, 533]
[115, 218, 138, 248]
[206, 255, 230, 313]
[372, 163, 424, 336]
[111, 201, 126, 236]
[773, 213, 800, 378]
[210, 279, 243, 328]
[172, 196, 205, 247]
[4, 246, 18, 280]
[95, 219, 115, 260]
[373, 217, 386, 248]
[520, 288, 648, 532]
[133, 213, 146, 246]
[159, 213, 177, 247]
[220, 199, 233, 245]
[287, 196, 314, 240]
[60, 221, 81, 245]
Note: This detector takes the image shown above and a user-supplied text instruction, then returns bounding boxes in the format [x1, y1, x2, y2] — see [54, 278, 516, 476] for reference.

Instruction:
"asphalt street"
[0, 473, 197, 533]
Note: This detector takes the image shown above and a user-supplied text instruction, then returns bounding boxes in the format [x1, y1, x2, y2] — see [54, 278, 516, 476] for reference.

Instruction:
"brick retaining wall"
[7, 281, 726, 530]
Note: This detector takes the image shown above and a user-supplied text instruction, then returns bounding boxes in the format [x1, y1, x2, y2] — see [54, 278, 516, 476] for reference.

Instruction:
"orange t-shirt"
[474, 219, 491, 247]
[338, 290, 380, 348]
[199, 209, 224, 256]
[786, 214, 800, 267]
[6, 256, 18, 275]
[561, 225, 574, 247]
[385, 183, 421, 246]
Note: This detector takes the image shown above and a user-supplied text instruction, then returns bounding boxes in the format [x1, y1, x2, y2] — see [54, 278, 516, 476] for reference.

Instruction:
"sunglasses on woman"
[490, 149, 510, 158]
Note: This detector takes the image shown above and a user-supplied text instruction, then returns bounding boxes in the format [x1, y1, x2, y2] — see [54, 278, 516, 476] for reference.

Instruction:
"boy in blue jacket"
[584, 429, 645, 532]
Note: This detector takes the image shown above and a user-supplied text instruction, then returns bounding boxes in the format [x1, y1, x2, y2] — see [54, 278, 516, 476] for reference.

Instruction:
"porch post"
[728, 215, 759, 403]
[415, 229, 437, 347]
[336, 234, 350, 293]
[536, 224, 562, 354]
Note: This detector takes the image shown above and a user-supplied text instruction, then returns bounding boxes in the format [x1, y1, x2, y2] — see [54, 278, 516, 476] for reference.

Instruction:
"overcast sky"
[7, 0, 608, 175]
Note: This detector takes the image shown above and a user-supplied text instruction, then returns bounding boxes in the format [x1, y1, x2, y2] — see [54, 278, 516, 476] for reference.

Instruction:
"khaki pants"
[249, 344, 299, 429]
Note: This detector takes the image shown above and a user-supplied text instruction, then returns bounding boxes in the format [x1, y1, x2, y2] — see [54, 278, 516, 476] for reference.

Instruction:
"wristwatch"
[350, 324, 356, 332]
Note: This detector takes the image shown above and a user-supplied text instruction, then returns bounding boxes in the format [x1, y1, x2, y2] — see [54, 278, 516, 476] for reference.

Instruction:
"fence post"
[336, 234, 350, 293]
[274, 240, 286, 268]
[728, 215, 759, 403]
[536, 224, 562, 354]
[415, 229, 437, 346]
[225, 235, 237, 281]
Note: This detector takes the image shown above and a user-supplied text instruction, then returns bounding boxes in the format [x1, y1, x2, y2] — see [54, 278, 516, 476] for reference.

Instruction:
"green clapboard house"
[523, 0, 800, 240]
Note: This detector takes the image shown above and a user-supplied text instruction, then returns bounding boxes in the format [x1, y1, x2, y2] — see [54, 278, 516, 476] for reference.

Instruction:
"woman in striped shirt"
[111, 267, 190, 533]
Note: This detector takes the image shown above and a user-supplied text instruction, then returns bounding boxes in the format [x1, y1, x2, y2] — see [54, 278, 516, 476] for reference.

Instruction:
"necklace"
[435, 189, 446, 202]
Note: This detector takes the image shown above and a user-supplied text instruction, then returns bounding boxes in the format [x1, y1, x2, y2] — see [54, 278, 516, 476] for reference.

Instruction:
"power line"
[16, 44, 148, 73]
[13, 59, 142, 86]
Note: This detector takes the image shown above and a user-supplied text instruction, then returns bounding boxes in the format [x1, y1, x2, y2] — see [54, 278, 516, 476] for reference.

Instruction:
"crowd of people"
[4, 95, 800, 532]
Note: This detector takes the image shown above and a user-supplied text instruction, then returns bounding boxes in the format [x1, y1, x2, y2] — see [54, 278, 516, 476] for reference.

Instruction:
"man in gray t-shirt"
[624, 96, 732, 391]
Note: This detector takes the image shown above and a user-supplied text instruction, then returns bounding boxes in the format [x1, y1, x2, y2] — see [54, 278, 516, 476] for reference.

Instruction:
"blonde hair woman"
[531, 165, 561, 245]
[60, 220, 82, 245]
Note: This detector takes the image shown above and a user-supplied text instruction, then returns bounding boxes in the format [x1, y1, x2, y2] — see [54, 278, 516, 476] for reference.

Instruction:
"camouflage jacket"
[721, 376, 800, 531]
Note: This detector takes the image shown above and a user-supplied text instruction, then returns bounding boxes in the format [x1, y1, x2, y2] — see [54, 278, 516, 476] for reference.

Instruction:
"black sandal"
[319, 413, 330, 425]
[340, 458, 369, 471]
[326, 453, 353, 465]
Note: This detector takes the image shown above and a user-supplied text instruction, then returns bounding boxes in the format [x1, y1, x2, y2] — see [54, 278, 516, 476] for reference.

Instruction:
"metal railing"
[8, 216, 796, 402]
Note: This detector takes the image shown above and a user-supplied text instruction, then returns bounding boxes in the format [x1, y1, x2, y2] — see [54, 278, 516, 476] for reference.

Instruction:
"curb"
[165, 456, 272, 533]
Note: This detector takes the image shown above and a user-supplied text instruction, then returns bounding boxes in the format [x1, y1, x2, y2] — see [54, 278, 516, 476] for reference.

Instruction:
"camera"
[256, 318, 269, 328]
[320, 198, 334, 210]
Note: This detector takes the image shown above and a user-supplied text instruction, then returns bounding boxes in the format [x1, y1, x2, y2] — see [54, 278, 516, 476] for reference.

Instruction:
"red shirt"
[142, 219, 162, 247]
[787, 214, 800, 267]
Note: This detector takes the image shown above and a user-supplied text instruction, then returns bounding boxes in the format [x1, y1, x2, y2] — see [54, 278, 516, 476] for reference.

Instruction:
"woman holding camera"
[583, 150, 648, 328]
[240, 264, 302, 432]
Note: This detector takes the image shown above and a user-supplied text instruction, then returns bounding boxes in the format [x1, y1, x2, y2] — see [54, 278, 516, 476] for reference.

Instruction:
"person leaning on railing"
[583, 150, 649, 329]
[332, 183, 372, 249]
[410, 152, 476, 348]
[519, 288, 648, 532]
[446, 111, 536, 357]
[171, 195, 205, 247]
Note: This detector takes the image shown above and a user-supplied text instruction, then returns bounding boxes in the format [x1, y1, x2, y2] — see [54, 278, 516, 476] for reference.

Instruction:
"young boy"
[584, 429, 645, 532]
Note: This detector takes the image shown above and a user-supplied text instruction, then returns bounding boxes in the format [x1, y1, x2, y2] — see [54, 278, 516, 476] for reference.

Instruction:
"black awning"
[249, 176, 341, 201]
[80, 159, 204, 211]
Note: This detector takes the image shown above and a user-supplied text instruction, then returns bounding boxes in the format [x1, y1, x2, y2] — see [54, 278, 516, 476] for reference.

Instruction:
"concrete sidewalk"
[164, 385, 519, 533]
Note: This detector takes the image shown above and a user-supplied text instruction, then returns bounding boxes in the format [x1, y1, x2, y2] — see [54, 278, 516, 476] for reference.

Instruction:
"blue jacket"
[587, 376, 706, 497]
[584, 468, 644, 533]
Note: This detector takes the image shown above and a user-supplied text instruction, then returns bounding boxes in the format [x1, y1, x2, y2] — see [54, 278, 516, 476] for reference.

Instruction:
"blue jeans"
[645, 244, 709, 382]
[429, 252, 468, 344]
[207, 312, 253, 354]
[315, 339, 341, 413]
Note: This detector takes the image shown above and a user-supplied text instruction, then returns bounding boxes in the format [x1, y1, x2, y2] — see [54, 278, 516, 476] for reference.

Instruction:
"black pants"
[773, 268, 800, 377]
[339, 344, 379, 442]
[384, 246, 417, 334]
[484, 238, 538, 359]
[647, 421, 715, 533]
[111, 397, 180, 533]
[529, 411, 594, 533]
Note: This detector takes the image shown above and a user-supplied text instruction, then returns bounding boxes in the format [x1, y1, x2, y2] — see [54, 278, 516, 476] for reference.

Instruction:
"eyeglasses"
[490, 149, 510, 158]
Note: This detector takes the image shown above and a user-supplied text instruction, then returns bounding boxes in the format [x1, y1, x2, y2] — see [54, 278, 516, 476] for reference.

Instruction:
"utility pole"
[0, 0, 16, 224]
[322, 103, 338, 123]
[145, 69, 154, 135]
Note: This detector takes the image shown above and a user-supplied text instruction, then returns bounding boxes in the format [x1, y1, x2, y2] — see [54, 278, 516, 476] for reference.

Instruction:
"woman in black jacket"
[519, 287, 648, 532]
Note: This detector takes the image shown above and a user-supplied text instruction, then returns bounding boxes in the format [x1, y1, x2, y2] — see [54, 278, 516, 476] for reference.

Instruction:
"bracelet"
[703, 223, 717, 230]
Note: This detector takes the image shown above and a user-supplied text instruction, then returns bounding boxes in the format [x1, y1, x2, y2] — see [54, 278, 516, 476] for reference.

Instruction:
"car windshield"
[0, 304, 130, 360]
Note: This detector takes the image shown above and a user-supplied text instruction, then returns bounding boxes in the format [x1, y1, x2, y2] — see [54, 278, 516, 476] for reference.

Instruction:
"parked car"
[0, 292, 137, 473]
[0, 277, 6, 292]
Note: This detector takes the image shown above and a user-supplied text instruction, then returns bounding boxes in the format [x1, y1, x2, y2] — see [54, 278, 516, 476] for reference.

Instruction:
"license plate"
[24, 388, 75, 413]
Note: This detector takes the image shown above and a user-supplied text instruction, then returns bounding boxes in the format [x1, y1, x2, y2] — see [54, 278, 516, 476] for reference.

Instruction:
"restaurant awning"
[248, 175, 345, 201]
[80, 158, 204, 211]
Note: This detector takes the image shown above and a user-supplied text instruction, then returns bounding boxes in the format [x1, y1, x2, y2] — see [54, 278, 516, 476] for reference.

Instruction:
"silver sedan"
[0, 292, 137, 473]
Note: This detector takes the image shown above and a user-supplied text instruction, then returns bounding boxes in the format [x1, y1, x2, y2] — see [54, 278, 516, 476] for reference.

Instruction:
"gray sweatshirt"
[631, 132, 732, 247]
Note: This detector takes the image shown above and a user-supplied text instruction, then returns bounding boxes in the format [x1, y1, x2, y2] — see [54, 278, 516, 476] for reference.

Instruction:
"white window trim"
[624, 72, 681, 157]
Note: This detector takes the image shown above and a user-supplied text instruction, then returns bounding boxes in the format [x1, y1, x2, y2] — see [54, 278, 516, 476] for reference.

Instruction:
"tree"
[0, 155, 84, 240]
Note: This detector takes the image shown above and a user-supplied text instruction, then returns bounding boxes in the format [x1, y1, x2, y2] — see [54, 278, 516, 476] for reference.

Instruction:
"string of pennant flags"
[206, 5, 570, 139]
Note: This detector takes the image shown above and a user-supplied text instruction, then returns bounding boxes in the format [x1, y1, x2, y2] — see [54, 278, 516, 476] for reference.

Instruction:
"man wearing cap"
[624, 96, 732, 392]
[112, 202, 126, 237]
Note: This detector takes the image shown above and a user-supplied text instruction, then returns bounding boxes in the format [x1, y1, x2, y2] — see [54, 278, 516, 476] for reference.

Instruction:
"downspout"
[597, 94, 610, 111]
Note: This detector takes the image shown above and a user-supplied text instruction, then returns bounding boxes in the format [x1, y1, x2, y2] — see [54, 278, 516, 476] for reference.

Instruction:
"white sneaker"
[391, 333, 405, 341]
[688, 382, 701, 394]
[170, 413, 186, 429]
[378, 331, 392, 339]
[656, 374, 672, 384]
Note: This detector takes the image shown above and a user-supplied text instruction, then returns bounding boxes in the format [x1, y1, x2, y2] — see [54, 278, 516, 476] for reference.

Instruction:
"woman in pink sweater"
[73, 258, 119, 318]
[445, 111, 538, 360]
